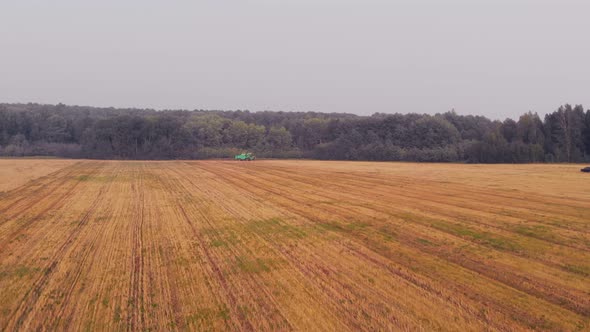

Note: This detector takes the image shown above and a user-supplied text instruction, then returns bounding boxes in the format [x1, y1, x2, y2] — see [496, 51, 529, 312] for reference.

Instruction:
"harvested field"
[0, 158, 78, 192]
[0, 160, 589, 331]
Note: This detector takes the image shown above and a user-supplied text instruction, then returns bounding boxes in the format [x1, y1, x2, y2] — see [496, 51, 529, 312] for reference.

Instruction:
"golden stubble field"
[0, 159, 589, 331]
[0, 159, 78, 192]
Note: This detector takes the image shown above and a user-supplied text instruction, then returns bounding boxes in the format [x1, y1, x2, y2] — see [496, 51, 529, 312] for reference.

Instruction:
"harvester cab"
[234, 152, 255, 161]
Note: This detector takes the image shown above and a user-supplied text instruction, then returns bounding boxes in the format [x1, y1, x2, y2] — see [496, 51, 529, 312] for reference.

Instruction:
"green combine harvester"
[234, 152, 255, 161]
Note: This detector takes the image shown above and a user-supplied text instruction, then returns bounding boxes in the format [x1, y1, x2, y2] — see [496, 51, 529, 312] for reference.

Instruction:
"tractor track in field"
[4, 165, 115, 331]
[164, 165, 299, 330]
[0, 162, 84, 214]
[0, 163, 104, 255]
[49, 167, 119, 330]
[257, 163, 590, 224]
[211, 163, 590, 263]
[218, 162, 590, 296]
[231, 164, 590, 237]
[190, 163, 560, 330]
[176, 201, 255, 331]
[127, 165, 146, 332]
[186, 164, 504, 328]
[0, 165, 83, 222]
[152, 165, 253, 330]
[261, 163, 590, 210]
[201, 163, 590, 319]
[167, 164, 353, 330]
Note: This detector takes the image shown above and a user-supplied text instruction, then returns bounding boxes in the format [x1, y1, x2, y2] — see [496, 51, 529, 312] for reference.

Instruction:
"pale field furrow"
[198, 161, 587, 330]
[171, 164, 410, 330]
[0, 162, 95, 226]
[136, 163, 268, 330]
[32, 163, 121, 331]
[210, 162, 590, 273]
[172, 166, 358, 330]
[265, 161, 590, 201]
[0, 163, 106, 273]
[169, 164, 399, 329]
[0, 162, 116, 330]
[204, 163, 590, 279]
[265, 166, 588, 316]
[220, 163, 590, 306]
[233, 163, 590, 236]
[0, 160, 589, 331]
[191, 163, 560, 330]
[263, 162, 590, 211]
[0, 159, 78, 193]
[171, 163, 493, 331]
[259, 165, 590, 247]
[0, 164, 79, 216]
[162, 165, 311, 330]
[253, 164, 590, 243]
[158, 168, 259, 331]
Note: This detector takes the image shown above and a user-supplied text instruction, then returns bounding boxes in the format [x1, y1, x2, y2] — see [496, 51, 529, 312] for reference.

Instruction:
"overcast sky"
[0, 0, 588, 119]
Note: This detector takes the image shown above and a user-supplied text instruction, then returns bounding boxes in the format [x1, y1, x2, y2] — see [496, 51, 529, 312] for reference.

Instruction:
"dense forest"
[1, 103, 589, 163]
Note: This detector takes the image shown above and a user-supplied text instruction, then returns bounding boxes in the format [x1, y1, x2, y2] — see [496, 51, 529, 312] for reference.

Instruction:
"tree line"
[1, 103, 589, 163]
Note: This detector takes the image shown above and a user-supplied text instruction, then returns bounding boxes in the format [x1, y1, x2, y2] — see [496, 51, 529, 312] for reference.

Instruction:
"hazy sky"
[1, 0, 588, 119]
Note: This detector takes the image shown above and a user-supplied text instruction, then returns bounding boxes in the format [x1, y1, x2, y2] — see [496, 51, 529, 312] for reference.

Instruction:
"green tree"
[265, 127, 292, 150]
